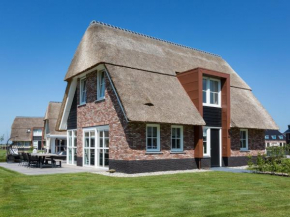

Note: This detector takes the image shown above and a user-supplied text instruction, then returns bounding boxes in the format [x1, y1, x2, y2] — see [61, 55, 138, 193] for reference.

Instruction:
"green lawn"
[0, 149, 6, 162]
[0, 168, 290, 217]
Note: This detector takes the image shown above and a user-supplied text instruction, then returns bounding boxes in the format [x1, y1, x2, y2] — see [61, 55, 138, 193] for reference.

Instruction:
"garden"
[248, 145, 290, 176]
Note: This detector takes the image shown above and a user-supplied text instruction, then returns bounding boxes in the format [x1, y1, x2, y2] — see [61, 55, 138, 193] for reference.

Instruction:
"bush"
[248, 146, 290, 176]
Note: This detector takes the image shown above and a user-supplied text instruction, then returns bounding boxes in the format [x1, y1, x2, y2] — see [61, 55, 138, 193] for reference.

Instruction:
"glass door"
[84, 130, 95, 166]
[97, 129, 109, 168]
[67, 130, 77, 165]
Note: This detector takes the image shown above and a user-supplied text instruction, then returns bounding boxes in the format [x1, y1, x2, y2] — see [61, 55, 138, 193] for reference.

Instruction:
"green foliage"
[249, 146, 290, 175]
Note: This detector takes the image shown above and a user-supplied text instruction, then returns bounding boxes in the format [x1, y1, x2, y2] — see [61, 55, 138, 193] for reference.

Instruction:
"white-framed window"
[67, 130, 77, 165]
[203, 127, 210, 156]
[278, 135, 283, 140]
[240, 129, 248, 151]
[80, 77, 87, 105]
[97, 70, 106, 100]
[265, 135, 269, 140]
[203, 77, 221, 107]
[271, 135, 276, 139]
[97, 129, 109, 168]
[146, 124, 160, 152]
[171, 125, 183, 152]
[82, 126, 109, 168]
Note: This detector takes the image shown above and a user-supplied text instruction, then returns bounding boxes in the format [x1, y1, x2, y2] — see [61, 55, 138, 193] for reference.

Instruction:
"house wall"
[73, 70, 266, 172]
[75, 70, 201, 171]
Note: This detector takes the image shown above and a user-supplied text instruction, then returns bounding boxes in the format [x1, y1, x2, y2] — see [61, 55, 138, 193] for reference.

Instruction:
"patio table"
[31, 153, 59, 168]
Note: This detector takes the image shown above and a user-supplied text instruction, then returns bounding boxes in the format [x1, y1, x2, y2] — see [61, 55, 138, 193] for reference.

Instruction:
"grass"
[0, 149, 6, 162]
[0, 168, 290, 217]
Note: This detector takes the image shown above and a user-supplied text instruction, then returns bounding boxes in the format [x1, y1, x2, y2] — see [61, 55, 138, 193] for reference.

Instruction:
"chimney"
[288, 125, 290, 130]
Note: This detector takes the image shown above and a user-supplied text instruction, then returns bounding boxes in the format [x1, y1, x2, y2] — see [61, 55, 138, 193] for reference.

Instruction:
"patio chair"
[22, 153, 29, 167]
[27, 153, 39, 168]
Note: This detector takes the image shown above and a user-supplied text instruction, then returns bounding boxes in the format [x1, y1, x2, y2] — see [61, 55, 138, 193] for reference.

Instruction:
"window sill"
[95, 98, 105, 103]
[203, 155, 211, 158]
[78, 103, 86, 107]
[145, 152, 163, 155]
[240, 150, 250, 152]
[170, 151, 186, 154]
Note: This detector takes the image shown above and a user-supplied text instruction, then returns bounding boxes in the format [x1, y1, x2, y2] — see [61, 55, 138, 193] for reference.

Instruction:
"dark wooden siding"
[32, 136, 42, 141]
[203, 106, 222, 127]
[67, 91, 77, 130]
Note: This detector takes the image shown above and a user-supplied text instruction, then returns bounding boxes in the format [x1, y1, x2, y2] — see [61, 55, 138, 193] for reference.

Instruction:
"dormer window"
[279, 135, 284, 140]
[97, 70, 106, 100]
[80, 77, 86, 105]
[271, 135, 276, 140]
[203, 77, 221, 107]
[265, 135, 269, 140]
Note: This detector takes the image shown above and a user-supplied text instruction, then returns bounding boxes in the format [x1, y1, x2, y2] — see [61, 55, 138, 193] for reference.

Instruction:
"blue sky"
[0, 0, 289, 141]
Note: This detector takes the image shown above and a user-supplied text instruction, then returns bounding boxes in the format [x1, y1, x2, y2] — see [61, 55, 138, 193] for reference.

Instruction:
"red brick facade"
[230, 128, 265, 156]
[74, 70, 265, 167]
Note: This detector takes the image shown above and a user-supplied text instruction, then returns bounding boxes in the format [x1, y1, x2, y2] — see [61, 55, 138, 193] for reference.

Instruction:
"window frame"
[240, 129, 248, 151]
[271, 135, 276, 140]
[171, 125, 184, 152]
[97, 70, 106, 100]
[80, 77, 87, 105]
[146, 124, 160, 152]
[202, 77, 221, 107]
[278, 135, 283, 140]
[265, 135, 269, 140]
[203, 127, 211, 157]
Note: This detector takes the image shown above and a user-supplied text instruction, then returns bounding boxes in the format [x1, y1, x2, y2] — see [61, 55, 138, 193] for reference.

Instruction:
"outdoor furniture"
[21, 153, 29, 167]
[31, 153, 61, 168]
[27, 153, 39, 168]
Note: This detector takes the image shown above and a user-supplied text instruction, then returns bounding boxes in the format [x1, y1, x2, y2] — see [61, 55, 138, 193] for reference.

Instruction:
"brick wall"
[75, 71, 195, 162]
[230, 128, 265, 156]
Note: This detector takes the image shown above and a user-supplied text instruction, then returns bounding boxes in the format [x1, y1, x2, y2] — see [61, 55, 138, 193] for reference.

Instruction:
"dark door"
[211, 129, 220, 167]
[38, 141, 42, 150]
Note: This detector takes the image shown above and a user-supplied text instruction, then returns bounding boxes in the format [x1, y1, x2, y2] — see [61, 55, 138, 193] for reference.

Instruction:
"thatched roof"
[11, 117, 44, 142]
[44, 102, 66, 135]
[231, 88, 278, 129]
[65, 22, 250, 91]
[58, 21, 278, 130]
[106, 64, 205, 125]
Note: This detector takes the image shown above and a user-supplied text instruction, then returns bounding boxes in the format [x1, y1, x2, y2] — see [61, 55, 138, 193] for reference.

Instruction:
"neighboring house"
[11, 117, 44, 150]
[265, 130, 286, 148]
[283, 125, 290, 144]
[43, 102, 67, 153]
[56, 21, 278, 173]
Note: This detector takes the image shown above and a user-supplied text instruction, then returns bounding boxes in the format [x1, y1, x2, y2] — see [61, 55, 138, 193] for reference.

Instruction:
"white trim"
[171, 125, 184, 152]
[202, 77, 221, 107]
[146, 124, 160, 152]
[203, 127, 222, 167]
[219, 128, 222, 167]
[240, 129, 248, 151]
[46, 134, 67, 139]
[60, 79, 77, 130]
[104, 67, 129, 122]
[97, 70, 106, 100]
[203, 127, 211, 157]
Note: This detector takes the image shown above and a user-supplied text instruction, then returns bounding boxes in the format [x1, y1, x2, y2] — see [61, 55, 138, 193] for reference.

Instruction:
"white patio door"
[67, 130, 77, 165]
[83, 126, 109, 168]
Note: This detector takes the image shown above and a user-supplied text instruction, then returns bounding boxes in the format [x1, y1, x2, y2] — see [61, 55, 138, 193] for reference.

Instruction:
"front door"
[210, 129, 220, 167]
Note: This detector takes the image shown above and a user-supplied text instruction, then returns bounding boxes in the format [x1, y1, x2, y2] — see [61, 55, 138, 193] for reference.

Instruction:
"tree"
[0, 134, 3, 143]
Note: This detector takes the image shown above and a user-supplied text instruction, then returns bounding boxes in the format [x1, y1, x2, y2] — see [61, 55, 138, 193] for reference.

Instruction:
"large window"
[271, 135, 276, 139]
[240, 129, 248, 151]
[97, 70, 106, 100]
[84, 130, 95, 166]
[146, 124, 160, 152]
[80, 77, 86, 105]
[203, 127, 210, 156]
[83, 126, 109, 168]
[265, 135, 269, 140]
[67, 130, 77, 165]
[97, 129, 109, 168]
[203, 77, 221, 107]
[171, 126, 183, 152]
